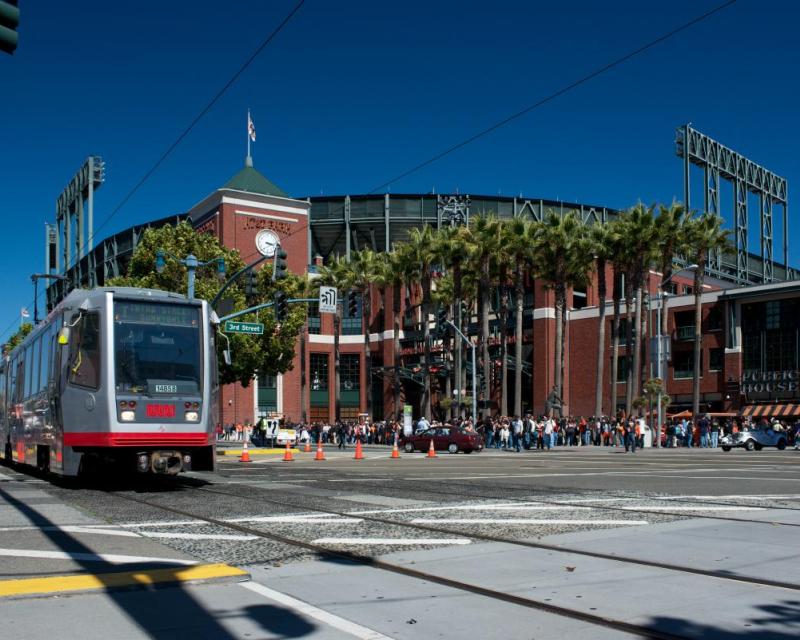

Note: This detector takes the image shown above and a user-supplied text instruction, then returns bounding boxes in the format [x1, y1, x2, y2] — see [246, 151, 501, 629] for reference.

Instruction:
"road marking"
[227, 516, 363, 524]
[140, 532, 260, 541]
[0, 548, 196, 565]
[241, 582, 393, 640]
[347, 503, 590, 515]
[410, 518, 649, 526]
[313, 537, 472, 545]
[0, 563, 246, 598]
[619, 506, 764, 511]
[659, 494, 800, 500]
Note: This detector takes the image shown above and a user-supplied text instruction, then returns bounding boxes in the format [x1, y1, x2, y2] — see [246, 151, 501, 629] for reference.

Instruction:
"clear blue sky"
[1, 0, 798, 341]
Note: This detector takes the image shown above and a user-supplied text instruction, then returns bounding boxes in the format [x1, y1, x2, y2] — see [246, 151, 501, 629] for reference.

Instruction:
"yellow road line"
[217, 448, 299, 456]
[0, 563, 248, 598]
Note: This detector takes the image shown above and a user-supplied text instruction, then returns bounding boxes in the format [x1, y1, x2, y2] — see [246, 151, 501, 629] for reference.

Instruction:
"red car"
[401, 426, 483, 454]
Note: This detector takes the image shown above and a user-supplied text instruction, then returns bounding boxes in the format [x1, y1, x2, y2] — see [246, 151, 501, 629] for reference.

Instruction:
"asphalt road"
[2, 446, 799, 639]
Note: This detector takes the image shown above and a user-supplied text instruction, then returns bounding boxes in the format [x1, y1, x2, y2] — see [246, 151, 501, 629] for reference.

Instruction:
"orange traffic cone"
[283, 440, 294, 462]
[304, 439, 312, 453]
[314, 441, 326, 461]
[240, 439, 251, 463]
[390, 440, 401, 459]
[427, 438, 437, 458]
[354, 439, 364, 460]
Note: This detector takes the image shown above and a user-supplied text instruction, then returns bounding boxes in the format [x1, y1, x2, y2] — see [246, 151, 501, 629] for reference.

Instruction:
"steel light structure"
[676, 125, 790, 284]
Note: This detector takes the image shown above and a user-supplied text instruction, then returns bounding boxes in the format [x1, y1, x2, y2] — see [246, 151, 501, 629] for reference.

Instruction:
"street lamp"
[155, 250, 226, 299]
[654, 263, 699, 439]
[446, 320, 476, 421]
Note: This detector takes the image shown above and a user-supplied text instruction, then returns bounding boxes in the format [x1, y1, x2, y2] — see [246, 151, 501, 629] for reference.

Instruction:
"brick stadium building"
[46, 160, 800, 424]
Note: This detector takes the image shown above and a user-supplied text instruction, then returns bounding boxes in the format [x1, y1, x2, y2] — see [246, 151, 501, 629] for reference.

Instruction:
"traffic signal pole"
[218, 298, 317, 323]
[446, 320, 477, 421]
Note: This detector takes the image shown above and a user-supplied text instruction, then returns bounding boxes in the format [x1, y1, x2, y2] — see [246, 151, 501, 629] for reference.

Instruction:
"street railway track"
[3, 459, 797, 639]
[101, 486, 744, 640]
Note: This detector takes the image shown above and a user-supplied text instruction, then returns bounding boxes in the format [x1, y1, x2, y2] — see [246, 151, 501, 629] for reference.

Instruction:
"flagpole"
[247, 109, 251, 161]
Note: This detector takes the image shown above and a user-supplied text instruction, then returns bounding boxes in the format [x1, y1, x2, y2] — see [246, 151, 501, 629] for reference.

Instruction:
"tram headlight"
[120, 410, 136, 421]
[185, 411, 199, 422]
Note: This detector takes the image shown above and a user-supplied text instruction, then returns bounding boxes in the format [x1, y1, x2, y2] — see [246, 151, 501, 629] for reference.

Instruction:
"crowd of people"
[215, 413, 800, 451]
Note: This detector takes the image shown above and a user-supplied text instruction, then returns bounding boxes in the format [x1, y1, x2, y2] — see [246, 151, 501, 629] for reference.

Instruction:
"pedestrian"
[543, 416, 554, 450]
[336, 422, 346, 449]
[511, 416, 523, 452]
[710, 418, 720, 448]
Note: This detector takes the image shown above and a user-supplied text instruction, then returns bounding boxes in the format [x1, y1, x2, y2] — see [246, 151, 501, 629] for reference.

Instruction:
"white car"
[720, 425, 788, 451]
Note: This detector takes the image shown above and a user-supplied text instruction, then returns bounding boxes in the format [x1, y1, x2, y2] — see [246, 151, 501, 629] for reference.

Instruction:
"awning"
[741, 404, 800, 419]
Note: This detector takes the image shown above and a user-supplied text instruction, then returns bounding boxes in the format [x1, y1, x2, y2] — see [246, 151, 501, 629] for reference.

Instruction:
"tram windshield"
[114, 301, 202, 394]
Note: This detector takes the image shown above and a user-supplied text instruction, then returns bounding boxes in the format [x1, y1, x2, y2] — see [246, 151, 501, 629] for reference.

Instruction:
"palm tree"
[315, 256, 350, 423]
[404, 225, 438, 420]
[383, 247, 414, 421]
[531, 212, 593, 417]
[622, 204, 658, 415]
[346, 248, 383, 420]
[504, 216, 535, 418]
[684, 212, 731, 418]
[653, 201, 688, 439]
[467, 215, 503, 418]
[589, 221, 615, 418]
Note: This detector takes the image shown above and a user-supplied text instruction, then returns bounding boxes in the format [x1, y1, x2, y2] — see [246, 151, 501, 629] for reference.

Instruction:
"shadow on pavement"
[0, 474, 317, 639]
[645, 599, 800, 639]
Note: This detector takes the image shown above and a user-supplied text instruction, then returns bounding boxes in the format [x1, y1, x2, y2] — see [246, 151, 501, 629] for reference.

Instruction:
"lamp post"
[446, 320, 476, 421]
[655, 264, 700, 439]
[155, 250, 226, 299]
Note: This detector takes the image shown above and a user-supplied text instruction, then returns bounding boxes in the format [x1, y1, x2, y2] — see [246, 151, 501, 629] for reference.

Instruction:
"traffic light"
[437, 306, 448, 334]
[347, 291, 358, 317]
[274, 290, 288, 321]
[244, 269, 258, 298]
[272, 246, 288, 281]
[0, 1, 19, 55]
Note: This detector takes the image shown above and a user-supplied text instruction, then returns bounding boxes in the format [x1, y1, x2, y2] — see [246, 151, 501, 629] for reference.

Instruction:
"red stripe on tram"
[64, 432, 209, 447]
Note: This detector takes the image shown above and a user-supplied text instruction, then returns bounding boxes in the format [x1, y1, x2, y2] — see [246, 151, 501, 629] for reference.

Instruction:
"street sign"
[224, 320, 264, 335]
[319, 286, 337, 314]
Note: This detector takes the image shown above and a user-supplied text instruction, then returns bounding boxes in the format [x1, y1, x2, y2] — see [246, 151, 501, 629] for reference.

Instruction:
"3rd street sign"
[224, 320, 264, 335]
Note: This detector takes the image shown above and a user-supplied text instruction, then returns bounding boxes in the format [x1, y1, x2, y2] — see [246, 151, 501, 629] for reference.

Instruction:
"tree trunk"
[334, 310, 341, 423]
[594, 258, 607, 418]
[422, 275, 432, 420]
[500, 285, 509, 416]
[632, 283, 643, 414]
[453, 262, 463, 420]
[363, 289, 372, 420]
[514, 263, 524, 418]
[624, 277, 634, 416]
[393, 283, 402, 421]
[481, 267, 491, 418]
[560, 289, 568, 418]
[300, 320, 307, 424]
[553, 286, 564, 418]
[692, 258, 704, 420]
[610, 272, 622, 418]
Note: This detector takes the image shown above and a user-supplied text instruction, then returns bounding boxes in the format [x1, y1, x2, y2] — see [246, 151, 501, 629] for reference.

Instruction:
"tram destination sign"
[224, 320, 264, 335]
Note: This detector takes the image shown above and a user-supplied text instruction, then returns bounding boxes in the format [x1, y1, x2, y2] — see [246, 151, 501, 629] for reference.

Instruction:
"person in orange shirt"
[235, 422, 243, 441]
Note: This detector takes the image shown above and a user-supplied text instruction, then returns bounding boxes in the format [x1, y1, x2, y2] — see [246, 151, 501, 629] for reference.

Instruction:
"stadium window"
[709, 348, 724, 372]
[68, 313, 101, 390]
[572, 287, 587, 310]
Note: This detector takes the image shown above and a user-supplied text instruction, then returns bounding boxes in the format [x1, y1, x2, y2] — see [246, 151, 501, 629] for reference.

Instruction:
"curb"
[0, 563, 249, 600]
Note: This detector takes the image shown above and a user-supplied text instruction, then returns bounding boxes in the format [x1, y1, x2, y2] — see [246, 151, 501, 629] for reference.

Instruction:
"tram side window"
[40, 327, 53, 392]
[68, 313, 101, 390]
[14, 357, 24, 404]
[24, 345, 34, 398]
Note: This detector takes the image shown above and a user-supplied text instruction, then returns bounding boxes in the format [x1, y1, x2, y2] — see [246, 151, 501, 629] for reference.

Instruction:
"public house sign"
[740, 370, 800, 394]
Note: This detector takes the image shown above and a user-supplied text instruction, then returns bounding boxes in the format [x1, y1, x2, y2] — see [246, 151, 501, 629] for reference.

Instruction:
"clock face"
[255, 230, 279, 257]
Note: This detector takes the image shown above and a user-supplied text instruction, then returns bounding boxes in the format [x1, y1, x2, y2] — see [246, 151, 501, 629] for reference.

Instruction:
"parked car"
[401, 426, 483, 454]
[720, 424, 788, 451]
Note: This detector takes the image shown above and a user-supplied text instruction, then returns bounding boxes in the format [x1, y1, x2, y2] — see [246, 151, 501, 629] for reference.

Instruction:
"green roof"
[222, 165, 288, 198]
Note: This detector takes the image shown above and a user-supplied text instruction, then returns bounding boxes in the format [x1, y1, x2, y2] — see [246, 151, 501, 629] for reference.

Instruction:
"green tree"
[314, 256, 351, 423]
[504, 217, 535, 418]
[345, 248, 384, 420]
[531, 212, 593, 417]
[2, 323, 33, 355]
[684, 212, 731, 419]
[108, 221, 305, 387]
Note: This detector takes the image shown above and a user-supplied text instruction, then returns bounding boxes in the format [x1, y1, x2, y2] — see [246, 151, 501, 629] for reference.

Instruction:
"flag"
[20, 307, 29, 318]
[248, 112, 256, 142]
